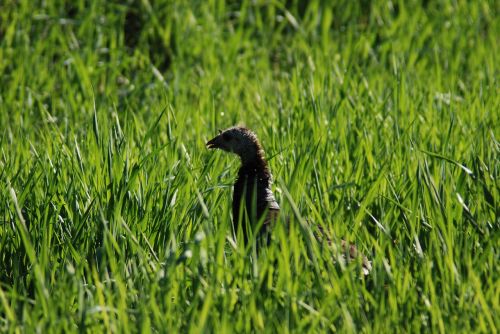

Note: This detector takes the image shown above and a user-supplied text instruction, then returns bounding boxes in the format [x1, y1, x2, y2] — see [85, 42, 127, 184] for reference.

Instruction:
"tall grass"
[0, 0, 498, 332]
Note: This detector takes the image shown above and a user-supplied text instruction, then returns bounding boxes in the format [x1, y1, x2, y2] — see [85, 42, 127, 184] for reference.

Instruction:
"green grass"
[0, 0, 498, 332]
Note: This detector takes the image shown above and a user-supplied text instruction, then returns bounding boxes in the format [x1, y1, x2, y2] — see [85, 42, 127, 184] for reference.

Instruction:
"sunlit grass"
[0, 0, 498, 332]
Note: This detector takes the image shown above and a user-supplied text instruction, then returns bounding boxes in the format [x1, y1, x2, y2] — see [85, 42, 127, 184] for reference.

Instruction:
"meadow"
[0, 0, 498, 332]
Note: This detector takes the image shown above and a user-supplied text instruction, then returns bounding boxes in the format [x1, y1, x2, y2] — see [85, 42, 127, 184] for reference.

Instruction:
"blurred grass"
[0, 0, 498, 332]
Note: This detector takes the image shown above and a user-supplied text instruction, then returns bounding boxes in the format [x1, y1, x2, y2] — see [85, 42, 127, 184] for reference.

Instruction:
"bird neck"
[238, 150, 271, 181]
[239, 147, 258, 166]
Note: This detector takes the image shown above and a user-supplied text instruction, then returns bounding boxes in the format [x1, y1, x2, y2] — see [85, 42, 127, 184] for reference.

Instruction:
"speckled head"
[206, 126, 262, 161]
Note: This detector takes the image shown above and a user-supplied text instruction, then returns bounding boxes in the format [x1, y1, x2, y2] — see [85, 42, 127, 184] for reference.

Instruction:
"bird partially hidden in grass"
[206, 126, 372, 275]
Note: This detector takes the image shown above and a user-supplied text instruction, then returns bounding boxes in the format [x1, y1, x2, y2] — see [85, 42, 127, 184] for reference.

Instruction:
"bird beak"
[206, 135, 220, 149]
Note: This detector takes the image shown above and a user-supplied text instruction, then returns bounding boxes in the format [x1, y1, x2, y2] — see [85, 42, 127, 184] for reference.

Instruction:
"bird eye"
[222, 132, 232, 140]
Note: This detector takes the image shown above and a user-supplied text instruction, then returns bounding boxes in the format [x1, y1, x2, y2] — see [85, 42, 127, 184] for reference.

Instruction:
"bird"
[206, 126, 372, 274]
[206, 126, 279, 243]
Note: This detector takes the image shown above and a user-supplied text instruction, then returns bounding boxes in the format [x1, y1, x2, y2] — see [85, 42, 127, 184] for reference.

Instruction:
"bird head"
[206, 127, 261, 160]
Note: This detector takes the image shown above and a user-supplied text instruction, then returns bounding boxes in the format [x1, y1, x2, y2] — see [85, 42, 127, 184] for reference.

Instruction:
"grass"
[0, 0, 498, 332]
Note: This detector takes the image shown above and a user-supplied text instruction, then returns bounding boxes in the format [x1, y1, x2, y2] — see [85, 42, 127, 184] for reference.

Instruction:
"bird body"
[233, 162, 280, 227]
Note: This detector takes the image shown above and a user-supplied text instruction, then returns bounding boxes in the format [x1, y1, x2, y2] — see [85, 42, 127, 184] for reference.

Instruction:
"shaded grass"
[0, 0, 498, 332]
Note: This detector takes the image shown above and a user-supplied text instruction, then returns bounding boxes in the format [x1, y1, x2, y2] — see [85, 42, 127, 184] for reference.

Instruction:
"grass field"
[0, 0, 498, 332]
